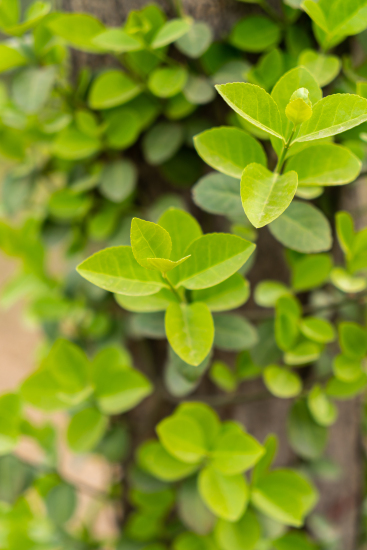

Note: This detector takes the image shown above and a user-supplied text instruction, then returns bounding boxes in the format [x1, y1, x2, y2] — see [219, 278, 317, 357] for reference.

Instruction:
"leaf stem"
[163, 273, 186, 303]
[274, 127, 296, 174]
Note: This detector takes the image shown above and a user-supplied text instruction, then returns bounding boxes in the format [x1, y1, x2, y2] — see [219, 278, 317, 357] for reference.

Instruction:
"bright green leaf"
[192, 274, 249, 312]
[67, 407, 107, 453]
[199, 466, 249, 521]
[263, 366, 302, 398]
[89, 70, 142, 109]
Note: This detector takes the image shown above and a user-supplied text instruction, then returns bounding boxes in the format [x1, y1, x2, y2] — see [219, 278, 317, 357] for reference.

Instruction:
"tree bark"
[61, 1, 365, 548]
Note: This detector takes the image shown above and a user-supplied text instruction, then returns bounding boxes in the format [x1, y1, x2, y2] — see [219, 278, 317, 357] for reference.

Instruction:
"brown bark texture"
[60, 1, 365, 548]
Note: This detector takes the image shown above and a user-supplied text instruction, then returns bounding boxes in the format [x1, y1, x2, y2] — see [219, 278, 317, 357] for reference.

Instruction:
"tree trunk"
[61, 1, 364, 548]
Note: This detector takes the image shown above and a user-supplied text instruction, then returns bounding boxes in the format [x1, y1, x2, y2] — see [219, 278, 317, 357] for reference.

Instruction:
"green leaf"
[173, 532, 217, 550]
[199, 466, 249, 521]
[269, 201, 332, 253]
[165, 302, 214, 366]
[183, 75, 215, 105]
[115, 287, 178, 313]
[248, 48, 284, 92]
[92, 28, 143, 52]
[339, 321, 367, 359]
[254, 281, 290, 307]
[131, 312, 166, 339]
[67, 407, 107, 453]
[251, 469, 318, 526]
[88, 70, 142, 109]
[300, 317, 335, 343]
[176, 234, 255, 290]
[214, 509, 261, 550]
[46, 484, 76, 525]
[326, 373, 367, 400]
[241, 163, 298, 228]
[157, 414, 207, 463]
[0, 394, 21, 455]
[48, 189, 93, 220]
[291, 253, 332, 291]
[308, 385, 337, 427]
[275, 295, 301, 351]
[216, 83, 284, 140]
[298, 49, 341, 87]
[47, 13, 105, 52]
[330, 267, 366, 293]
[302, 0, 367, 38]
[210, 361, 238, 392]
[103, 106, 140, 149]
[274, 532, 318, 550]
[0, 0, 19, 29]
[21, 339, 91, 411]
[175, 21, 213, 58]
[251, 434, 278, 485]
[130, 218, 172, 269]
[138, 441, 199, 481]
[77, 246, 168, 296]
[284, 341, 321, 366]
[0, 45, 26, 73]
[3, 2, 51, 36]
[337, 211, 355, 255]
[148, 66, 188, 98]
[150, 18, 191, 48]
[175, 402, 221, 449]
[293, 94, 367, 144]
[99, 159, 137, 203]
[53, 126, 100, 160]
[92, 355, 152, 415]
[178, 476, 215, 535]
[192, 274, 249, 312]
[229, 15, 281, 52]
[210, 424, 264, 474]
[263, 366, 302, 398]
[285, 144, 361, 186]
[193, 173, 243, 217]
[143, 122, 184, 165]
[271, 67, 322, 139]
[194, 127, 266, 179]
[214, 314, 258, 351]
[12, 66, 56, 114]
[287, 400, 328, 459]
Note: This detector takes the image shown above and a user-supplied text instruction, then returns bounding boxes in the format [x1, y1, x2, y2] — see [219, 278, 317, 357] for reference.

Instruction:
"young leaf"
[284, 341, 321, 366]
[176, 234, 255, 289]
[241, 163, 298, 228]
[88, 70, 142, 109]
[216, 83, 284, 140]
[331, 267, 366, 294]
[158, 208, 203, 261]
[302, 0, 367, 38]
[274, 532, 318, 550]
[251, 469, 318, 526]
[150, 18, 191, 48]
[0, 394, 21, 455]
[0, 44, 27, 73]
[130, 218, 172, 269]
[271, 67, 322, 138]
[285, 143, 361, 186]
[210, 424, 264, 474]
[67, 407, 107, 453]
[157, 414, 207, 463]
[275, 295, 301, 351]
[194, 127, 266, 179]
[332, 354, 363, 382]
[199, 466, 249, 521]
[165, 302, 214, 366]
[293, 94, 367, 144]
[269, 201, 332, 253]
[214, 509, 261, 550]
[210, 361, 238, 392]
[192, 173, 243, 217]
[138, 441, 199, 481]
[263, 366, 302, 398]
[53, 126, 100, 160]
[229, 15, 281, 52]
[291, 254, 332, 291]
[77, 246, 168, 296]
[336, 211, 355, 256]
[192, 274, 249, 312]
[254, 281, 290, 308]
